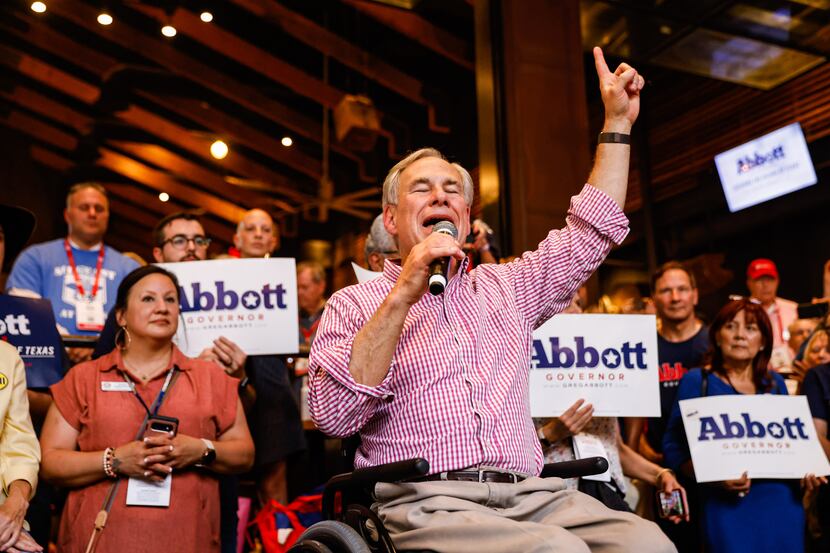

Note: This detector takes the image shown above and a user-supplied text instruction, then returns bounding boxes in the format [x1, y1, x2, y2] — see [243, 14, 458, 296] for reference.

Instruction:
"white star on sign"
[603, 350, 620, 366]
[242, 291, 260, 308]
[768, 424, 784, 439]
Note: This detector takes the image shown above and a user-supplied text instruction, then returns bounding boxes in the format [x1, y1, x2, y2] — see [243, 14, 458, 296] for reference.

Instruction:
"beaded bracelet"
[103, 447, 117, 479]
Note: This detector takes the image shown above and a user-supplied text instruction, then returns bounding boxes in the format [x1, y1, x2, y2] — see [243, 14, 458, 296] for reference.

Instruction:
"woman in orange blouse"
[39, 265, 254, 553]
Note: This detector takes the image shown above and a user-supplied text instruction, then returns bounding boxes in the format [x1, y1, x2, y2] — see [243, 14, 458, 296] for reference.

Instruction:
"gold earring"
[115, 325, 132, 350]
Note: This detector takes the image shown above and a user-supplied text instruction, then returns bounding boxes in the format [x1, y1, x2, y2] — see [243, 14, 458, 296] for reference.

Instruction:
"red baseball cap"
[747, 258, 778, 280]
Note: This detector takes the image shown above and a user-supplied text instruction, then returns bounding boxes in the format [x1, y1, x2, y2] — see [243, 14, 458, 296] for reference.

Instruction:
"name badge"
[101, 381, 132, 392]
[126, 474, 171, 507]
[76, 297, 105, 332]
[572, 433, 612, 482]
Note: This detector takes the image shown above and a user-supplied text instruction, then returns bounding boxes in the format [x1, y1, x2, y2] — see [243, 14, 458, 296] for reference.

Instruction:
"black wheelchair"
[288, 455, 609, 553]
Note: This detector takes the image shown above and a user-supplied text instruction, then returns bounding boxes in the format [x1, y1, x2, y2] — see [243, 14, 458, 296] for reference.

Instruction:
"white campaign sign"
[529, 314, 660, 417]
[159, 258, 299, 357]
[351, 262, 382, 284]
[715, 122, 817, 212]
[679, 395, 830, 483]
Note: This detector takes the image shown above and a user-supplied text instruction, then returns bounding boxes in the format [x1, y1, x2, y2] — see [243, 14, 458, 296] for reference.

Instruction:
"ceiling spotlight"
[281, 136, 293, 147]
[97, 13, 113, 25]
[161, 25, 177, 37]
[31, 2, 46, 13]
[200, 11, 213, 23]
[210, 140, 229, 159]
[158, 192, 170, 202]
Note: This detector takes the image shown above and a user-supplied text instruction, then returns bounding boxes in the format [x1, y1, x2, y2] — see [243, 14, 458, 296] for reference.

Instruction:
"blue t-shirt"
[646, 326, 710, 452]
[6, 239, 139, 335]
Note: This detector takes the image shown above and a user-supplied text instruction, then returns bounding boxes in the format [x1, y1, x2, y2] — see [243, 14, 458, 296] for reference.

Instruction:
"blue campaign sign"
[0, 295, 64, 388]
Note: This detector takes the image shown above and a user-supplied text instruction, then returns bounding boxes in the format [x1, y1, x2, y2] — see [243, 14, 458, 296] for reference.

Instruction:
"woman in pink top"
[39, 266, 254, 553]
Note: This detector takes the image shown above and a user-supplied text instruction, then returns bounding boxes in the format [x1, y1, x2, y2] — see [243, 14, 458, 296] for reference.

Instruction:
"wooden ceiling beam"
[0, 15, 114, 75]
[341, 0, 474, 71]
[6, 16, 323, 188]
[115, 105, 312, 204]
[105, 183, 235, 245]
[45, 0, 374, 182]
[96, 147, 247, 225]
[0, 110, 78, 151]
[135, 5, 402, 159]
[1, 85, 92, 133]
[134, 5, 343, 108]
[29, 145, 74, 172]
[108, 197, 162, 231]
[138, 92, 322, 182]
[106, 140, 296, 213]
[0, 44, 100, 104]
[229, 0, 449, 134]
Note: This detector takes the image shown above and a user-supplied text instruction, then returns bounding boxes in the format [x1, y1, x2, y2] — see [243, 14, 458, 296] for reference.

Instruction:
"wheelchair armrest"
[540, 457, 608, 479]
[322, 458, 430, 519]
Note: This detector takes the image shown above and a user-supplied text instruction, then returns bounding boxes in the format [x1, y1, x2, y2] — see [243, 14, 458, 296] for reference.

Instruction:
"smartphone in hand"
[142, 415, 179, 439]
[657, 490, 685, 519]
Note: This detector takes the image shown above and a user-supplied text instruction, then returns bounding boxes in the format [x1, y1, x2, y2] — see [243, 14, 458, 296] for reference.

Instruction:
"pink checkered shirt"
[308, 185, 629, 475]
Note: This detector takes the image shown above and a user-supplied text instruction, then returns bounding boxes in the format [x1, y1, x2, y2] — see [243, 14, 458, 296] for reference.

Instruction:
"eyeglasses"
[162, 234, 211, 249]
[728, 295, 762, 305]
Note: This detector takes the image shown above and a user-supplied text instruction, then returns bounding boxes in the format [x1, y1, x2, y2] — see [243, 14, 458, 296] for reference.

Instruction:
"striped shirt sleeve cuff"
[311, 341, 396, 400]
[574, 184, 630, 245]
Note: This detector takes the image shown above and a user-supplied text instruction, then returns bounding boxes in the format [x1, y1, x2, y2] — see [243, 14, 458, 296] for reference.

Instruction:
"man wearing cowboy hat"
[0, 203, 44, 553]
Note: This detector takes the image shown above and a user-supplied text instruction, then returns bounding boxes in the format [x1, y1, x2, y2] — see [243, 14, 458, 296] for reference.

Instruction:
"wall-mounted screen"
[714, 122, 817, 212]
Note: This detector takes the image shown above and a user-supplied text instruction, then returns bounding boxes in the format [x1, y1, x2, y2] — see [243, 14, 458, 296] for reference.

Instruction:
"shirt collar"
[68, 238, 103, 251]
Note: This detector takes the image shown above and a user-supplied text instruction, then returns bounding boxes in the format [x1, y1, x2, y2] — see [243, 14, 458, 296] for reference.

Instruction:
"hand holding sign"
[719, 471, 751, 497]
[540, 399, 594, 444]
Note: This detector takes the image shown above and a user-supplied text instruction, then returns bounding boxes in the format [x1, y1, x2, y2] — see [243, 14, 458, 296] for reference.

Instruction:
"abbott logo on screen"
[696, 413, 809, 441]
[531, 337, 647, 370]
[737, 145, 785, 174]
[179, 281, 289, 313]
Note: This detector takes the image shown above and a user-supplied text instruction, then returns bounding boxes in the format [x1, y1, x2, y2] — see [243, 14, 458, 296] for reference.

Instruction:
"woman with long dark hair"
[663, 298, 822, 552]
[39, 265, 254, 552]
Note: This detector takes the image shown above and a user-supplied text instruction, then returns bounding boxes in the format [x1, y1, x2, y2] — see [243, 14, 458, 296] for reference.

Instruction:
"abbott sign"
[679, 395, 830, 482]
[159, 258, 299, 356]
[529, 314, 660, 417]
[715, 122, 817, 212]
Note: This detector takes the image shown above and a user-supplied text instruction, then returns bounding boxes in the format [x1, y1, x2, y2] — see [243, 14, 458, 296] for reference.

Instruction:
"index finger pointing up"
[593, 46, 611, 79]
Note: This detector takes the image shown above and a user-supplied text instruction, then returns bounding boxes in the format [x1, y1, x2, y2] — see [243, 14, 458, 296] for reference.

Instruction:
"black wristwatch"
[199, 439, 216, 466]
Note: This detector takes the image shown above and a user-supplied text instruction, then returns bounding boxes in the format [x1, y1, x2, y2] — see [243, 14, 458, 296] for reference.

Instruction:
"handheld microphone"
[427, 221, 458, 296]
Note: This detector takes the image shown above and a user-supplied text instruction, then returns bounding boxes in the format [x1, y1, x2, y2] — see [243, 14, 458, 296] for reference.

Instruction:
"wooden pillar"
[476, 0, 591, 255]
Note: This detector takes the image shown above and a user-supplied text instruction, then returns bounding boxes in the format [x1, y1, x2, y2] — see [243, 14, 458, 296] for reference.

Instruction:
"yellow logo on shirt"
[0, 373, 7, 390]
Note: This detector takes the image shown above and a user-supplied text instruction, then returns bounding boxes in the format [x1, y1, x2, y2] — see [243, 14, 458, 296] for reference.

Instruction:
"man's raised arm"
[587, 46, 645, 208]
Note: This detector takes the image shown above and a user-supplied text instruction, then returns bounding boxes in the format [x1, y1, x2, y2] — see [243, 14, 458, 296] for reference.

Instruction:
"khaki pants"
[373, 477, 677, 553]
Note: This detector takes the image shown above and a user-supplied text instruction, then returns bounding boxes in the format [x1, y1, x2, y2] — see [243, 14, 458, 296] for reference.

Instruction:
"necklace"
[123, 356, 170, 382]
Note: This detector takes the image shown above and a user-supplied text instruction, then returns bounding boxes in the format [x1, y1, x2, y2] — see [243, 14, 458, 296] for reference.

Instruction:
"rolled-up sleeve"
[308, 293, 395, 437]
[502, 184, 629, 328]
[0, 346, 40, 499]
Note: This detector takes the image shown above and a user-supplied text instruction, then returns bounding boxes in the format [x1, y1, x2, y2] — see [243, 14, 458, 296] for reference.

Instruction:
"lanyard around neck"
[64, 239, 106, 300]
[120, 366, 177, 417]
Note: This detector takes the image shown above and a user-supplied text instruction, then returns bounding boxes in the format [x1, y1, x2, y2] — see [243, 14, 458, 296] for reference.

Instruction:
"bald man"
[233, 209, 305, 504]
[234, 208, 279, 258]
